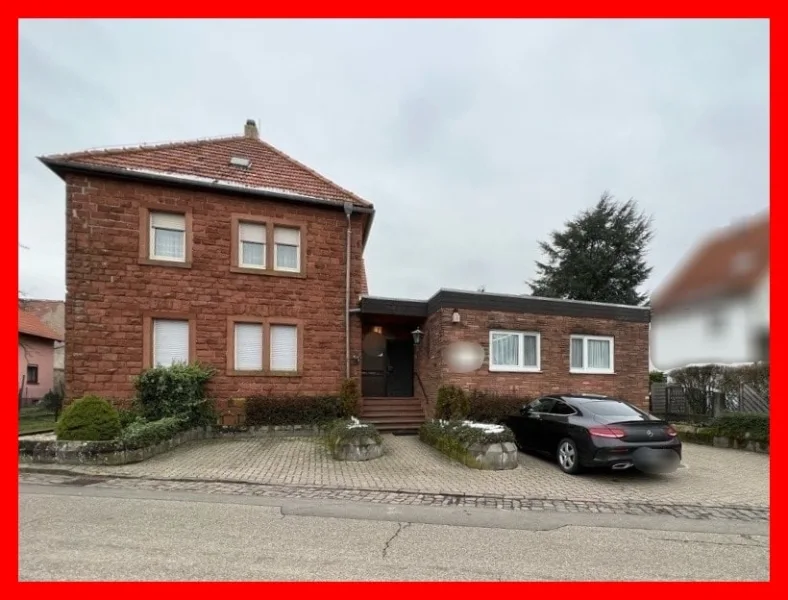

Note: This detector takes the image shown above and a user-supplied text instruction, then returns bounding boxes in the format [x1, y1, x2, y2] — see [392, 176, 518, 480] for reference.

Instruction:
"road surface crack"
[382, 522, 411, 558]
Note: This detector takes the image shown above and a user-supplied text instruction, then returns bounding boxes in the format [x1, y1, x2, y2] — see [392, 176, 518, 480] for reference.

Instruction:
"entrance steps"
[360, 397, 425, 433]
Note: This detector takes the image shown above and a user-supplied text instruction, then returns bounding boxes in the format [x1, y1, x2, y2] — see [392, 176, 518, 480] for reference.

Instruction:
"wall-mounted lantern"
[452, 309, 461, 324]
[411, 327, 424, 346]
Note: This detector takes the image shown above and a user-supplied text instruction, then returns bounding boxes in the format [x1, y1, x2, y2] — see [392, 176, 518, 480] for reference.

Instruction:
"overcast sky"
[19, 19, 769, 302]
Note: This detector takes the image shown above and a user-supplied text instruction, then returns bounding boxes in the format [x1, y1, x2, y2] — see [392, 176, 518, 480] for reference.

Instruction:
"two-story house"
[650, 212, 769, 371]
[42, 120, 651, 430]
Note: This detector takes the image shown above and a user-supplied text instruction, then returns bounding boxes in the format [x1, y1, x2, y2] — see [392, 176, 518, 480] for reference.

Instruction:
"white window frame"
[569, 335, 615, 374]
[273, 227, 301, 273]
[238, 222, 267, 269]
[149, 211, 186, 262]
[488, 330, 541, 373]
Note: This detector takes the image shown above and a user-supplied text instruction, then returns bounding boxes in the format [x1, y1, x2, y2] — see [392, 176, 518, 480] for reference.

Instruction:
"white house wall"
[651, 298, 754, 370]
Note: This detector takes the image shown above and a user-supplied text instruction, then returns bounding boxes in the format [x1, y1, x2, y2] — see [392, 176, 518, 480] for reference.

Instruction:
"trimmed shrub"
[466, 390, 527, 424]
[134, 363, 215, 426]
[339, 379, 361, 417]
[419, 419, 516, 468]
[120, 416, 190, 450]
[709, 413, 769, 443]
[117, 405, 142, 429]
[245, 395, 346, 427]
[435, 385, 470, 420]
[650, 370, 666, 384]
[55, 396, 122, 441]
[324, 417, 382, 447]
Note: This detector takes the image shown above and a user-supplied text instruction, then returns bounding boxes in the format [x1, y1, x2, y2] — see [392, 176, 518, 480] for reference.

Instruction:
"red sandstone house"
[18, 307, 63, 405]
[41, 120, 650, 430]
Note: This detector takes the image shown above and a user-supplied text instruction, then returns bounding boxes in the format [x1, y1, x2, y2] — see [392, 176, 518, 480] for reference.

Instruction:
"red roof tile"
[43, 121, 372, 208]
[652, 213, 769, 313]
[19, 307, 63, 341]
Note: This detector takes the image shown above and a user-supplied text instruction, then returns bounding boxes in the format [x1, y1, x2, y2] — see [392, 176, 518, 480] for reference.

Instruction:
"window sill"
[230, 266, 306, 279]
[227, 370, 302, 377]
[139, 258, 192, 269]
[570, 369, 615, 376]
[488, 367, 542, 373]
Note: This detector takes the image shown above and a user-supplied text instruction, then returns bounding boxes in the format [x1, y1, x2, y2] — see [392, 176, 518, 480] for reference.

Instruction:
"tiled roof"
[651, 213, 769, 313]
[23, 299, 65, 338]
[19, 307, 63, 341]
[41, 121, 372, 208]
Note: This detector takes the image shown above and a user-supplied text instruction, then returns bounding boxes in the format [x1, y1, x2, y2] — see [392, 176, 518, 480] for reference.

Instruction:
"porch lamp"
[411, 327, 424, 346]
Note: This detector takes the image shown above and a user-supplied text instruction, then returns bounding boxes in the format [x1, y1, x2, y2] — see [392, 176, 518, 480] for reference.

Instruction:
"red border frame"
[9, 11, 776, 590]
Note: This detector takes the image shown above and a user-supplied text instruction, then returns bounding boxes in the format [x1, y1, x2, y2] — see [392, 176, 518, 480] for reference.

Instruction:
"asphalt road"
[19, 483, 769, 582]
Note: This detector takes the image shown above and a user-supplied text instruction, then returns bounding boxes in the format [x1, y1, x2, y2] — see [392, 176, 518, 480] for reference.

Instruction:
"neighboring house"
[650, 213, 769, 371]
[41, 120, 650, 430]
[18, 307, 63, 404]
[23, 299, 65, 373]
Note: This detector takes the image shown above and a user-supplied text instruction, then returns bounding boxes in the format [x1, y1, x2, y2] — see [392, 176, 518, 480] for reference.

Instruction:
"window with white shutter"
[274, 227, 300, 272]
[152, 319, 190, 367]
[239, 222, 266, 268]
[234, 323, 263, 370]
[150, 212, 186, 261]
[270, 324, 298, 371]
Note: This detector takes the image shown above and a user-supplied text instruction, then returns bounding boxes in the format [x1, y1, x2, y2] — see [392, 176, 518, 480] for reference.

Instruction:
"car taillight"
[665, 426, 678, 437]
[589, 426, 625, 438]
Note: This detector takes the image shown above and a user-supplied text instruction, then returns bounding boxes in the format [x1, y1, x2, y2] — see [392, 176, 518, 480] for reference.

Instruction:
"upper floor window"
[139, 207, 192, 268]
[150, 212, 186, 262]
[274, 227, 301, 272]
[239, 222, 266, 269]
[231, 215, 306, 277]
[489, 330, 540, 372]
[570, 335, 614, 374]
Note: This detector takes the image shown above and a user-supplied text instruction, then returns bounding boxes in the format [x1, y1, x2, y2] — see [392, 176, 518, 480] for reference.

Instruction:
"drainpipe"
[344, 202, 354, 380]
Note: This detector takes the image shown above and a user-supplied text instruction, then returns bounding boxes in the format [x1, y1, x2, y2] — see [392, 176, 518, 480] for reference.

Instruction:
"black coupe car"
[503, 393, 682, 475]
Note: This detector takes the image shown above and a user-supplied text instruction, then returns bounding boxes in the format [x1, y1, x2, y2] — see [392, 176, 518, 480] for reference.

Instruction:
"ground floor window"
[489, 330, 541, 372]
[26, 364, 39, 384]
[570, 335, 614, 374]
[152, 319, 190, 367]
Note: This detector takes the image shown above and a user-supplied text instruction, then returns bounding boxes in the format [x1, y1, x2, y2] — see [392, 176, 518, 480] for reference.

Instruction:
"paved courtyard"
[22, 434, 769, 510]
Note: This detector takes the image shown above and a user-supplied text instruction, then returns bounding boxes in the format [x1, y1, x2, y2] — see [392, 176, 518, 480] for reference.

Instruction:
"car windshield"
[582, 400, 646, 418]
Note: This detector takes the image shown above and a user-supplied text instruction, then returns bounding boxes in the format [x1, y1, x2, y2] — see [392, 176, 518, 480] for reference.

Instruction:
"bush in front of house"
[133, 363, 216, 426]
[245, 395, 346, 427]
[323, 418, 384, 461]
[55, 395, 123, 441]
[120, 415, 191, 450]
[419, 419, 516, 468]
[466, 390, 528, 423]
[435, 385, 470, 420]
[339, 378, 361, 417]
[709, 413, 769, 443]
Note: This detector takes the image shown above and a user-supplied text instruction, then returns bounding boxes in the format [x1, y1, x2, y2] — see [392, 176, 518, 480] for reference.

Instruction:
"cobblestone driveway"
[21, 434, 769, 510]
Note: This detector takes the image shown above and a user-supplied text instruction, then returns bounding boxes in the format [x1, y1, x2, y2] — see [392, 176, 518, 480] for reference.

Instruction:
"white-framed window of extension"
[152, 319, 190, 367]
[570, 335, 614, 374]
[273, 227, 300, 272]
[239, 222, 266, 269]
[488, 330, 541, 372]
[234, 322, 264, 371]
[150, 212, 186, 262]
[270, 324, 298, 372]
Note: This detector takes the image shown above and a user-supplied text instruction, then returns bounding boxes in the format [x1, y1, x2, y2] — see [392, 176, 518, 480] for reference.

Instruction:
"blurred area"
[650, 211, 769, 372]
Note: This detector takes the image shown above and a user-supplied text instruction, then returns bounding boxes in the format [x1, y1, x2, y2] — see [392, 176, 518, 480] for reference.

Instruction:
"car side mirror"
[520, 405, 531, 415]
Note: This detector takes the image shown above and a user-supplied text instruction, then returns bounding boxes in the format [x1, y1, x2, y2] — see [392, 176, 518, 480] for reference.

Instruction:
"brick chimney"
[244, 119, 258, 139]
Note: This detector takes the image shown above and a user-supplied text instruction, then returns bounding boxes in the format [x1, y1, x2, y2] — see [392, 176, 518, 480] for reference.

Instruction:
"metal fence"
[650, 382, 769, 424]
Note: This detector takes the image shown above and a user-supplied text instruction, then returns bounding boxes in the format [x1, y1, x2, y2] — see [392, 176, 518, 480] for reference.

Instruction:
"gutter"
[38, 157, 377, 248]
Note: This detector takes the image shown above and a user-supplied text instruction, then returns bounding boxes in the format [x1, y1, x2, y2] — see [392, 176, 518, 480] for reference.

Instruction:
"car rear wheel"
[557, 438, 582, 475]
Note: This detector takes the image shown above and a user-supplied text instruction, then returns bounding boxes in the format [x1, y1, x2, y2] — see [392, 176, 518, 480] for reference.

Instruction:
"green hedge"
[55, 396, 122, 441]
[709, 413, 769, 443]
[245, 395, 347, 426]
[435, 386, 527, 423]
[134, 363, 215, 426]
[419, 419, 515, 468]
[324, 418, 382, 447]
[120, 416, 190, 450]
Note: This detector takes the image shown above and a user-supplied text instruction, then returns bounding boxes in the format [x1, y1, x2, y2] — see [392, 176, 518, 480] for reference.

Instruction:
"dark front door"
[385, 339, 414, 397]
